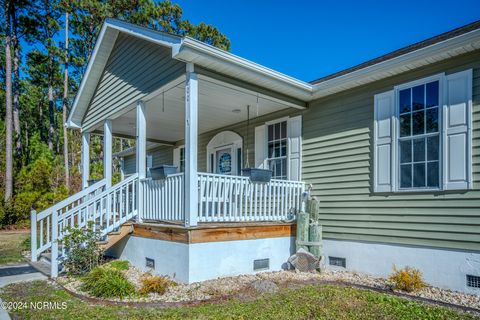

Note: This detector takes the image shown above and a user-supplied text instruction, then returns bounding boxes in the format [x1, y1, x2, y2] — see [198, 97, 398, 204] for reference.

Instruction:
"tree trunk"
[47, 37, 55, 151]
[39, 100, 44, 142]
[4, 0, 13, 201]
[48, 83, 54, 151]
[12, 8, 21, 157]
[62, 11, 70, 190]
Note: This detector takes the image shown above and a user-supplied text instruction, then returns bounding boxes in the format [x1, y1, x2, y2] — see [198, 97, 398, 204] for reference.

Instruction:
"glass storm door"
[215, 146, 234, 175]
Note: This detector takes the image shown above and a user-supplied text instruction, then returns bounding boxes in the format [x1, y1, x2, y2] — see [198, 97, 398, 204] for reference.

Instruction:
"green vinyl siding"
[302, 50, 480, 251]
[178, 108, 299, 172]
[83, 33, 185, 130]
[123, 155, 136, 176]
[122, 145, 174, 176]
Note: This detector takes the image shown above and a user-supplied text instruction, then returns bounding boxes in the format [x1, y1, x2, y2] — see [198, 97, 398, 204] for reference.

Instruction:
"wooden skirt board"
[132, 222, 296, 244]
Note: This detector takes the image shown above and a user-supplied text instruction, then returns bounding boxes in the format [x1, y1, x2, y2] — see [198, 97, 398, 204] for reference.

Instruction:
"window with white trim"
[373, 69, 472, 193]
[398, 80, 440, 189]
[267, 120, 287, 179]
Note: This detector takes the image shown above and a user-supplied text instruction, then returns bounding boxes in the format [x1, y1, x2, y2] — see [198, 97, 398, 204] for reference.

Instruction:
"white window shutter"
[443, 69, 473, 190]
[173, 147, 181, 172]
[146, 154, 153, 168]
[254, 125, 266, 168]
[374, 90, 395, 192]
[146, 154, 153, 177]
[287, 116, 302, 181]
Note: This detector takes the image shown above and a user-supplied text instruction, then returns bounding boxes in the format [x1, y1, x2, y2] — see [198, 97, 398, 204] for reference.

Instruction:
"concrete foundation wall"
[323, 239, 480, 295]
[117, 236, 189, 282]
[115, 235, 295, 283]
[188, 237, 295, 283]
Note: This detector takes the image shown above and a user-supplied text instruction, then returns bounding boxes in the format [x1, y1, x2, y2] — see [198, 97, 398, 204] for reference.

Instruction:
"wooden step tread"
[30, 261, 51, 277]
[99, 223, 134, 251]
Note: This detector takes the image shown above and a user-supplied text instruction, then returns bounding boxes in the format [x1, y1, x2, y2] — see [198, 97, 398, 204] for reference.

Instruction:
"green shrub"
[388, 266, 427, 292]
[139, 272, 176, 295]
[106, 260, 130, 271]
[62, 222, 102, 275]
[81, 265, 135, 299]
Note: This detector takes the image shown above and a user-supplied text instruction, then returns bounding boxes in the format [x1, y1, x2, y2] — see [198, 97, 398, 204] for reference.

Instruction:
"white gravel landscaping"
[58, 261, 480, 310]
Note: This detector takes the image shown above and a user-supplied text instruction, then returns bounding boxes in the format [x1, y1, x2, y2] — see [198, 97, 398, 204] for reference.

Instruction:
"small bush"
[62, 222, 102, 275]
[81, 265, 135, 299]
[106, 260, 130, 271]
[139, 272, 176, 295]
[388, 266, 427, 292]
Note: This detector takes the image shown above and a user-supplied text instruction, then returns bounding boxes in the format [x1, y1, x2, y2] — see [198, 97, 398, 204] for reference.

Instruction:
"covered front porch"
[31, 20, 312, 278]
[79, 61, 306, 226]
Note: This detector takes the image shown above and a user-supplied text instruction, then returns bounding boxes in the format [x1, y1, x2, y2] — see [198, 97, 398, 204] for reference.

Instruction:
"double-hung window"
[398, 80, 440, 190]
[267, 121, 288, 179]
[374, 69, 473, 193]
[254, 116, 302, 181]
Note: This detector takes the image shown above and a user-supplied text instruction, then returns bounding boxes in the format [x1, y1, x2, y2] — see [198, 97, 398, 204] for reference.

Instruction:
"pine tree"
[4, 0, 13, 201]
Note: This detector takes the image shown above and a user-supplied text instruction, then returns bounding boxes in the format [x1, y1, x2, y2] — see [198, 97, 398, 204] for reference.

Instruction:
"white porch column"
[136, 101, 147, 223]
[184, 63, 198, 227]
[81, 131, 90, 189]
[104, 119, 113, 188]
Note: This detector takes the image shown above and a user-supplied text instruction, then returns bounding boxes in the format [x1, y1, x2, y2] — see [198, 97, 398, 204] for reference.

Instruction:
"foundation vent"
[329, 256, 346, 268]
[146, 257, 155, 269]
[253, 258, 270, 271]
[467, 275, 480, 288]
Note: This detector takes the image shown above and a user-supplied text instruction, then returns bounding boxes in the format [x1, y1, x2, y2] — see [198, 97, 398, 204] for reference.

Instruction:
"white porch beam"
[81, 132, 90, 189]
[136, 101, 147, 223]
[104, 119, 113, 188]
[136, 101, 147, 179]
[184, 63, 198, 227]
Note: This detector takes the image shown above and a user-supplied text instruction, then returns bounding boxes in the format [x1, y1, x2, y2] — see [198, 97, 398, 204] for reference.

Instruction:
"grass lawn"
[0, 280, 478, 320]
[0, 231, 29, 265]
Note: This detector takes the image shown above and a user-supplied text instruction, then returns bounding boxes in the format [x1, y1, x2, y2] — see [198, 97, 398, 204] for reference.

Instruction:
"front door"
[206, 131, 243, 175]
[215, 145, 234, 175]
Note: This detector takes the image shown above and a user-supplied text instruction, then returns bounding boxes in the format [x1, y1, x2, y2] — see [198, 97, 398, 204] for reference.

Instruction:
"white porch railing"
[141, 172, 305, 222]
[32, 171, 304, 277]
[140, 173, 185, 222]
[31, 174, 139, 277]
[198, 173, 305, 222]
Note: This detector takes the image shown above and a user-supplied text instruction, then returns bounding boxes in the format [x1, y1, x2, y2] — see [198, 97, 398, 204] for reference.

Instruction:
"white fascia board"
[311, 28, 480, 100]
[176, 37, 313, 96]
[104, 19, 183, 53]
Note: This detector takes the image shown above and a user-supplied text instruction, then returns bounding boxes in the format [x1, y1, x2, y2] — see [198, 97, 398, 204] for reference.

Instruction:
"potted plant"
[241, 104, 273, 183]
[150, 165, 177, 180]
[242, 168, 273, 183]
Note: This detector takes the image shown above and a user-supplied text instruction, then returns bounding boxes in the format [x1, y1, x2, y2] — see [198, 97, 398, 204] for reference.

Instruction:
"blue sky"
[175, 0, 479, 82]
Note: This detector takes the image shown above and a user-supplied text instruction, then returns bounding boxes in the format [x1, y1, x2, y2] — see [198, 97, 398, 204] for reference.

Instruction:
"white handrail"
[31, 174, 139, 277]
[57, 174, 137, 226]
[36, 179, 107, 220]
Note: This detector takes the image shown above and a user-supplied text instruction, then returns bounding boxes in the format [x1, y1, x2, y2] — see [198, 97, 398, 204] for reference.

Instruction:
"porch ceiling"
[106, 75, 295, 142]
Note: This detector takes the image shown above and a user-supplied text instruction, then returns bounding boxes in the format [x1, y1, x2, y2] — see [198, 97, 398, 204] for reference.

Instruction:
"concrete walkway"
[0, 264, 47, 320]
